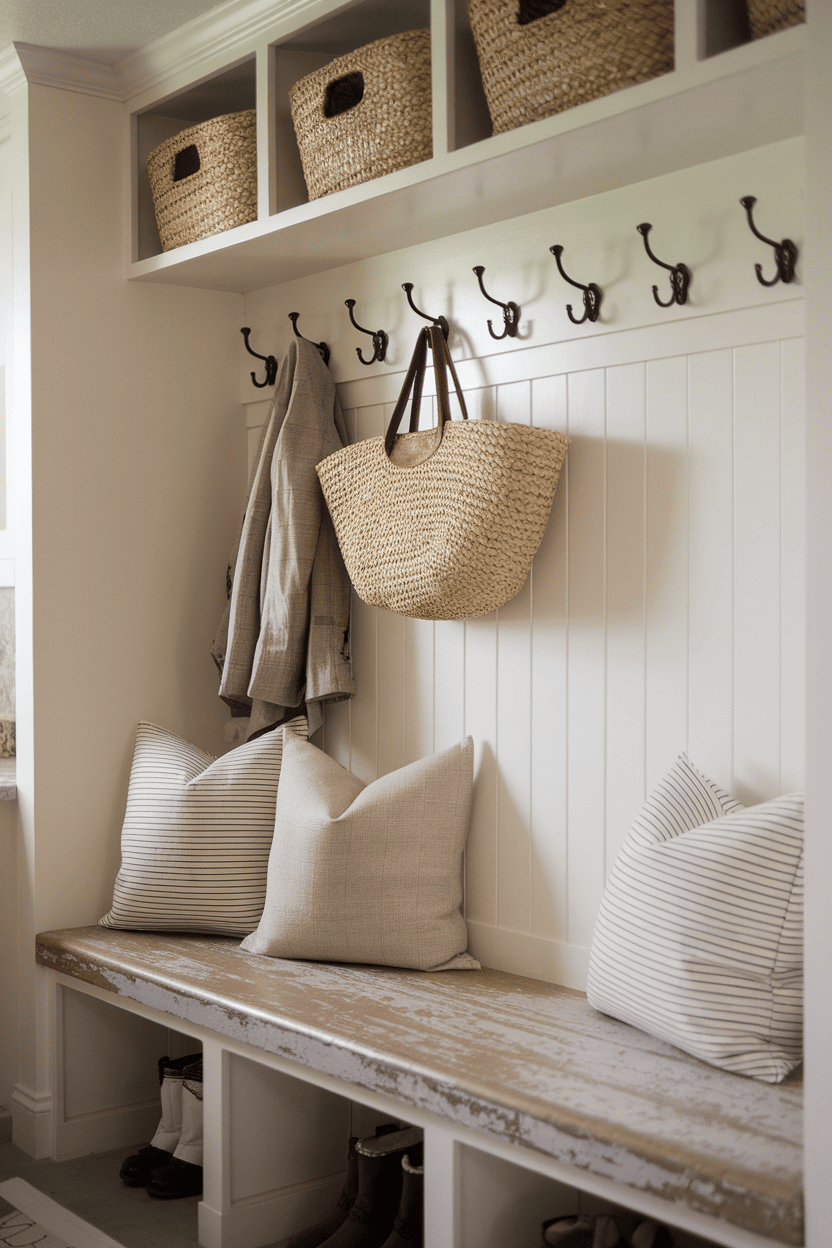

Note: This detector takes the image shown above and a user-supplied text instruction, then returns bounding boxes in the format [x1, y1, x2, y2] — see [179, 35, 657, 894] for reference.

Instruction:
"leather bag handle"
[384, 325, 468, 463]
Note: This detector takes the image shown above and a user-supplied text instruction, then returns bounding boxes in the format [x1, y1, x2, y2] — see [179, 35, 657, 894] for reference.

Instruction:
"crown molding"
[11, 42, 121, 100]
[116, 0, 336, 105]
[0, 0, 347, 109]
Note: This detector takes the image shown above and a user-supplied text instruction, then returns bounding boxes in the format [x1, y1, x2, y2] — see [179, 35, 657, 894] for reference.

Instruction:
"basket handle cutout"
[173, 144, 201, 182]
[324, 71, 365, 118]
[517, 0, 567, 24]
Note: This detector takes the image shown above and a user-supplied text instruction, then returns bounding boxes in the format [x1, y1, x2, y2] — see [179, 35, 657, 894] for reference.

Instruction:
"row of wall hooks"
[241, 196, 797, 383]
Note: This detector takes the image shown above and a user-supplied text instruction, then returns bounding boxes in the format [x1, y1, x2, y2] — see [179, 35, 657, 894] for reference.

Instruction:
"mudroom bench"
[35, 926, 802, 1248]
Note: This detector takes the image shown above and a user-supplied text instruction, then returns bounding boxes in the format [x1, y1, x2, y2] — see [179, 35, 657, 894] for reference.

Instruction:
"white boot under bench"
[35, 927, 802, 1248]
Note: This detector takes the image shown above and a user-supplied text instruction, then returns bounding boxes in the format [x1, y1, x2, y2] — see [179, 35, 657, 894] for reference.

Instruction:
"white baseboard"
[465, 922, 591, 992]
[11, 1083, 53, 1159]
[13, 1080, 161, 1161]
[198, 1173, 345, 1248]
[53, 1100, 161, 1161]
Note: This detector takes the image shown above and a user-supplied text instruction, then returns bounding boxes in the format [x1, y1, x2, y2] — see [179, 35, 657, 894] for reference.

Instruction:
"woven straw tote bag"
[746, 0, 803, 38]
[316, 326, 570, 621]
[468, 0, 674, 136]
[289, 29, 432, 201]
[147, 110, 257, 252]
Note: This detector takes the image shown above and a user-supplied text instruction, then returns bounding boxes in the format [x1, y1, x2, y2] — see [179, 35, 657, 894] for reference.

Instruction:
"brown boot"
[319, 1128, 423, 1248]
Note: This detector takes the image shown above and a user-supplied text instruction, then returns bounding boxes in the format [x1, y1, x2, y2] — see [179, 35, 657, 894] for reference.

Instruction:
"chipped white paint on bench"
[35, 927, 803, 1247]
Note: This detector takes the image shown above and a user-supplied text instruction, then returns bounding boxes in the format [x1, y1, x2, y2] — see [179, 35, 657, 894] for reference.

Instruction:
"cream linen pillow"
[241, 735, 479, 971]
[101, 717, 307, 937]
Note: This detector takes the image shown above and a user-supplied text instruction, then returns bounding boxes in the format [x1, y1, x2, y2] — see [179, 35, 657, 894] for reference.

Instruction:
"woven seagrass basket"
[317, 327, 570, 621]
[147, 110, 257, 252]
[289, 28, 432, 201]
[468, 0, 674, 136]
[746, 0, 804, 39]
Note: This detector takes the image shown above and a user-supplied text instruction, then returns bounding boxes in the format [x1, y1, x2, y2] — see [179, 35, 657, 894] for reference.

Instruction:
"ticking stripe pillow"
[586, 754, 803, 1083]
[100, 717, 306, 936]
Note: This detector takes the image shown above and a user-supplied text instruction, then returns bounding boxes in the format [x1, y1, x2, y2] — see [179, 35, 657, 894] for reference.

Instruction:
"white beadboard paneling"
[530, 373, 569, 946]
[687, 349, 735, 792]
[780, 336, 806, 794]
[495, 380, 533, 932]
[295, 244, 805, 989]
[604, 363, 647, 870]
[565, 368, 607, 950]
[733, 342, 783, 803]
[434, 622, 466, 752]
[465, 610, 499, 929]
[405, 617, 435, 763]
[244, 311, 805, 990]
[645, 356, 690, 791]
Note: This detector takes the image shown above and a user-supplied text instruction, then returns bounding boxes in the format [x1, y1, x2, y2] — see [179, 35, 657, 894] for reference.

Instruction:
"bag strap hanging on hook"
[401, 283, 450, 339]
[384, 327, 468, 466]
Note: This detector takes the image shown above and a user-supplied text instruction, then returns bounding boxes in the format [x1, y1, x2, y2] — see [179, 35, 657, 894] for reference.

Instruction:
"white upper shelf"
[124, 3, 804, 295]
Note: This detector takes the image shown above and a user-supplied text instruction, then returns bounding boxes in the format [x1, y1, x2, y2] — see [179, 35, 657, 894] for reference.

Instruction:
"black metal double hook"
[289, 312, 330, 365]
[740, 196, 798, 286]
[637, 223, 691, 307]
[345, 300, 388, 365]
[549, 246, 603, 324]
[240, 327, 278, 388]
[402, 283, 449, 339]
[472, 266, 520, 338]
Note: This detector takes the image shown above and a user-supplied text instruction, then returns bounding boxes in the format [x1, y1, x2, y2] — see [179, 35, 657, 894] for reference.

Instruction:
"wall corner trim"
[0, 45, 27, 100]
[10, 43, 121, 101]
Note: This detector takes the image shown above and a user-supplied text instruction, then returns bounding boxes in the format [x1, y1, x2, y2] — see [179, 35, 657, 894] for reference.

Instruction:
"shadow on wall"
[0, 587, 14, 756]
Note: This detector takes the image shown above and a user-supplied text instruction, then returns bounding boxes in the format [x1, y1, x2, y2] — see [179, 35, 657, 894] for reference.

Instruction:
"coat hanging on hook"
[289, 312, 330, 365]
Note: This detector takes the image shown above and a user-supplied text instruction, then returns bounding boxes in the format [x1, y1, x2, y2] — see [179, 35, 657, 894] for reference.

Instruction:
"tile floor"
[0, 1118, 283, 1248]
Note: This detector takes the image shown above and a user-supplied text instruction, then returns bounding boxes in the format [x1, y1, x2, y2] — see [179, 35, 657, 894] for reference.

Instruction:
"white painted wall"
[243, 137, 805, 990]
[0, 93, 14, 1122]
[10, 75, 247, 1152]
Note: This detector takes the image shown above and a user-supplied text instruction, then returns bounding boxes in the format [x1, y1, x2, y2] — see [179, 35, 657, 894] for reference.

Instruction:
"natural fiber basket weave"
[746, 0, 804, 39]
[316, 327, 569, 621]
[147, 110, 257, 252]
[289, 28, 432, 201]
[468, 0, 674, 136]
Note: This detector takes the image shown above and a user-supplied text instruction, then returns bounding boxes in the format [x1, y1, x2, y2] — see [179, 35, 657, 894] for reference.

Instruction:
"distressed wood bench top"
[36, 926, 803, 1246]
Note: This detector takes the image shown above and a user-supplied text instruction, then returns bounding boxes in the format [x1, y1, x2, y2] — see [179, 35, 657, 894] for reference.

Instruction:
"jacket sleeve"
[247, 339, 350, 711]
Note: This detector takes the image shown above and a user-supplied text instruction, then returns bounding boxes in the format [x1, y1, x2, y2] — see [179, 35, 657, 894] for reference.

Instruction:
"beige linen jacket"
[213, 337, 354, 737]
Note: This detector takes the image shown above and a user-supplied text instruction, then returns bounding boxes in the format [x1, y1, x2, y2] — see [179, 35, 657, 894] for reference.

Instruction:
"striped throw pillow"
[586, 754, 803, 1083]
[100, 717, 306, 936]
